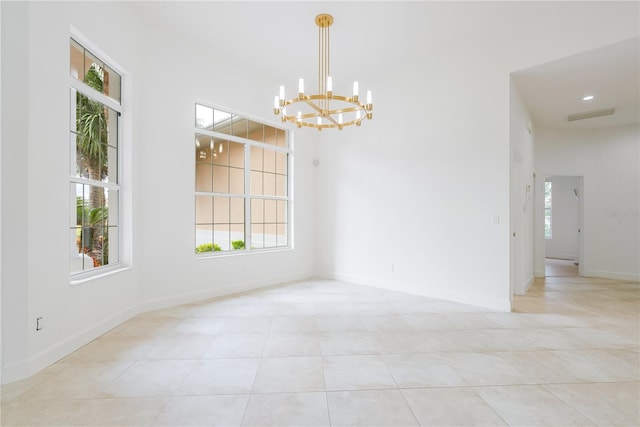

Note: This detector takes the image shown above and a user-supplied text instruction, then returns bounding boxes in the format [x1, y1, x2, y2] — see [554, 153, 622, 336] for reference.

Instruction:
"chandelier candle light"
[273, 14, 373, 130]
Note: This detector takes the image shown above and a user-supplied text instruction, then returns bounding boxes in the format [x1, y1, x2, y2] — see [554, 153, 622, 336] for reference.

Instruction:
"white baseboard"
[2, 305, 138, 384]
[515, 275, 535, 296]
[545, 253, 578, 261]
[586, 270, 640, 282]
[534, 269, 545, 278]
[326, 272, 511, 312]
[137, 273, 311, 314]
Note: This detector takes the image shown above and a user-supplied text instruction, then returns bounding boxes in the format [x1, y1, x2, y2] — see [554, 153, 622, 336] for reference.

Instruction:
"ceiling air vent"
[567, 108, 615, 122]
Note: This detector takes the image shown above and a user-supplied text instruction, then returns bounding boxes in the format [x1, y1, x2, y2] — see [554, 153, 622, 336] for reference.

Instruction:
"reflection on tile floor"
[2, 276, 638, 426]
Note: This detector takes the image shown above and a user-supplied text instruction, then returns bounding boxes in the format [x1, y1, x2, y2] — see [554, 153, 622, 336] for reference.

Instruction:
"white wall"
[510, 80, 536, 296]
[545, 176, 580, 260]
[314, 2, 639, 310]
[535, 125, 640, 281]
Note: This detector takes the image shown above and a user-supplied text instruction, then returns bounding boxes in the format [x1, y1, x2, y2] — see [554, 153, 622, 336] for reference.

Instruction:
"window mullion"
[245, 142, 251, 251]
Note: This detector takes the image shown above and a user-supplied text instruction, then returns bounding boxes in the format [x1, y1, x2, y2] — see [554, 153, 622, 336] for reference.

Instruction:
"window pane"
[251, 146, 263, 171]
[212, 139, 229, 166]
[102, 63, 121, 103]
[263, 149, 276, 173]
[214, 224, 230, 251]
[277, 223, 287, 247]
[196, 195, 213, 224]
[264, 126, 278, 146]
[265, 224, 277, 248]
[230, 224, 245, 250]
[195, 134, 212, 163]
[107, 188, 119, 227]
[275, 152, 287, 175]
[251, 198, 264, 223]
[230, 198, 244, 223]
[74, 93, 118, 184]
[277, 200, 287, 223]
[212, 165, 229, 193]
[276, 128, 287, 147]
[196, 104, 214, 130]
[106, 225, 119, 266]
[251, 224, 264, 249]
[213, 109, 234, 135]
[232, 117, 248, 139]
[250, 171, 263, 196]
[195, 224, 214, 252]
[276, 174, 287, 197]
[70, 39, 85, 79]
[229, 141, 244, 168]
[195, 163, 213, 192]
[105, 145, 118, 184]
[248, 121, 265, 143]
[213, 196, 230, 223]
[264, 199, 277, 223]
[73, 184, 113, 268]
[229, 167, 244, 194]
[263, 173, 276, 196]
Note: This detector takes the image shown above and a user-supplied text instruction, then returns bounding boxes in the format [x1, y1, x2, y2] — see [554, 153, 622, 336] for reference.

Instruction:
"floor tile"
[262, 332, 322, 356]
[100, 360, 196, 398]
[323, 354, 397, 391]
[62, 336, 156, 363]
[176, 358, 259, 395]
[17, 361, 133, 400]
[169, 317, 226, 335]
[270, 315, 319, 333]
[442, 352, 530, 386]
[327, 389, 419, 426]
[202, 333, 267, 358]
[402, 387, 507, 426]
[320, 331, 379, 355]
[241, 392, 329, 426]
[475, 385, 596, 426]
[144, 335, 214, 360]
[545, 382, 640, 426]
[155, 395, 249, 426]
[382, 353, 467, 387]
[252, 356, 325, 393]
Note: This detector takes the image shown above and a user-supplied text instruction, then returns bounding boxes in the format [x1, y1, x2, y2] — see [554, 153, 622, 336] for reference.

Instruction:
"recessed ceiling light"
[582, 95, 595, 101]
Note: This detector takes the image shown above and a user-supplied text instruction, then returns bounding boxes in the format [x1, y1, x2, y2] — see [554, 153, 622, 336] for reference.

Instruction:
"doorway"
[543, 175, 583, 277]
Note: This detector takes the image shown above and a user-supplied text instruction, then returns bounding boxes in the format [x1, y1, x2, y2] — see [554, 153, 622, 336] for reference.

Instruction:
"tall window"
[195, 104, 290, 254]
[69, 38, 122, 274]
[544, 180, 552, 239]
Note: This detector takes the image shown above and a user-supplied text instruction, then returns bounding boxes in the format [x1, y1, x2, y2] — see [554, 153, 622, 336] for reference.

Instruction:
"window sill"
[195, 247, 293, 260]
[69, 264, 131, 286]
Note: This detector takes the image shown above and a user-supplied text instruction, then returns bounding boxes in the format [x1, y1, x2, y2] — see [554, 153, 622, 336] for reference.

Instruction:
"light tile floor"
[2, 276, 638, 426]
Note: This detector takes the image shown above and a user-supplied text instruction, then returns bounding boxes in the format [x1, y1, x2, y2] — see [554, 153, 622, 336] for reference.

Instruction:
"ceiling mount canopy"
[273, 14, 373, 131]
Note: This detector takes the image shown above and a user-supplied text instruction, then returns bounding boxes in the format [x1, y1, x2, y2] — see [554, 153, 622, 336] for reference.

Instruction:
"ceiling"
[513, 37, 640, 130]
[131, 3, 639, 131]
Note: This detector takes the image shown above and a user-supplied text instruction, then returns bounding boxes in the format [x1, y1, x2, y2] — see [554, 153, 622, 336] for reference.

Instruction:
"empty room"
[1, 1, 638, 426]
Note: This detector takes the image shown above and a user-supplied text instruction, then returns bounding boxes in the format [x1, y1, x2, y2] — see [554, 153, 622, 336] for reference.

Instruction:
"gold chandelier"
[273, 14, 373, 130]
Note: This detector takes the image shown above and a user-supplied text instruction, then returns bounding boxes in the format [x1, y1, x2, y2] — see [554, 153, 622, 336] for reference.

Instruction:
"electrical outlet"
[36, 317, 43, 331]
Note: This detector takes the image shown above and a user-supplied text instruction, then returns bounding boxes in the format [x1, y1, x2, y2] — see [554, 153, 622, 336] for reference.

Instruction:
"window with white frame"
[195, 104, 290, 254]
[69, 38, 122, 274]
